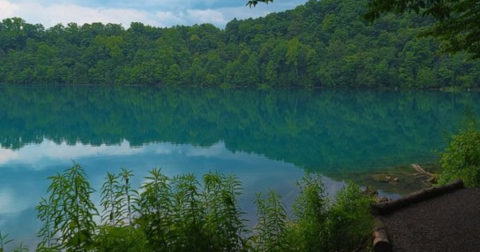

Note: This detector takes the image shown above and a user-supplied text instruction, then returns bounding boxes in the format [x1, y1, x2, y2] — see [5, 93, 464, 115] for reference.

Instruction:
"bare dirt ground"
[380, 188, 480, 252]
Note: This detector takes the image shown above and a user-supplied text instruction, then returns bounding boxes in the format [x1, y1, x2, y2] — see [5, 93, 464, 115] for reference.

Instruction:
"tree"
[248, 0, 480, 58]
[364, 0, 480, 58]
[246, 0, 274, 7]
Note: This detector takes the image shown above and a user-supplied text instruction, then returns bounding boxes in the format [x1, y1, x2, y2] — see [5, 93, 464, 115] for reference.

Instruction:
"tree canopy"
[248, 0, 480, 58]
[246, 0, 274, 7]
[364, 0, 480, 58]
[0, 0, 479, 87]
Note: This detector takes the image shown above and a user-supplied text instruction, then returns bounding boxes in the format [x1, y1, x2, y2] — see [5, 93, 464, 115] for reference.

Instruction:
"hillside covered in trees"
[0, 0, 479, 88]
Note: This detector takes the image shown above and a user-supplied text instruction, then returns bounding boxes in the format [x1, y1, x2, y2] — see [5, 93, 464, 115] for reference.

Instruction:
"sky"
[0, 0, 307, 28]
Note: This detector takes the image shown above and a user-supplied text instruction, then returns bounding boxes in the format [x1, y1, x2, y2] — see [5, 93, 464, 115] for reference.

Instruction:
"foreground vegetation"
[439, 117, 480, 187]
[0, 165, 373, 252]
[1, 0, 479, 88]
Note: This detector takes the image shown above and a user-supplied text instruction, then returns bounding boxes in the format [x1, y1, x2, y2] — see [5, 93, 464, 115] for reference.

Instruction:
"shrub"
[95, 226, 149, 252]
[327, 182, 374, 251]
[31, 166, 373, 252]
[253, 190, 290, 252]
[439, 119, 480, 187]
[37, 163, 98, 252]
[290, 173, 329, 252]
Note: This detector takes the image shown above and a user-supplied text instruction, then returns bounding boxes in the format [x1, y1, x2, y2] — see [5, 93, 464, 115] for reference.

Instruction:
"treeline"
[0, 0, 479, 87]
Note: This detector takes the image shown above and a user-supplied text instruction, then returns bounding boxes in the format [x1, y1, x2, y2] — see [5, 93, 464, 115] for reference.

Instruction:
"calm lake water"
[0, 85, 479, 248]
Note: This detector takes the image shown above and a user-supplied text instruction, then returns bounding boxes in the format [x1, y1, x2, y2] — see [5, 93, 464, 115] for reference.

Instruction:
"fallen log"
[373, 217, 391, 252]
[412, 164, 434, 177]
[412, 164, 439, 183]
[371, 180, 464, 216]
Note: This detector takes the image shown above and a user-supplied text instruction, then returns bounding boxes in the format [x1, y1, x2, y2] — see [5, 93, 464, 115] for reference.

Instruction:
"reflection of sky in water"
[0, 139, 349, 250]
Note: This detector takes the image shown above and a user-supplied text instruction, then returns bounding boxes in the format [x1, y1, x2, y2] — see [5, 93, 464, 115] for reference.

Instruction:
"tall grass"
[1, 165, 374, 252]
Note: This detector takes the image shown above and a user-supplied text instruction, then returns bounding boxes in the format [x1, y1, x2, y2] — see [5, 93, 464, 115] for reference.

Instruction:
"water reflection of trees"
[0, 85, 477, 173]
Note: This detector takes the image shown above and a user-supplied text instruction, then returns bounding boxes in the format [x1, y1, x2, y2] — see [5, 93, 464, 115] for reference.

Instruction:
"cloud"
[0, 187, 29, 215]
[0, 139, 143, 169]
[0, 0, 19, 17]
[186, 9, 227, 26]
[5, 1, 158, 27]
[155, 10, 187, 27]
[0, 0, 307, 28]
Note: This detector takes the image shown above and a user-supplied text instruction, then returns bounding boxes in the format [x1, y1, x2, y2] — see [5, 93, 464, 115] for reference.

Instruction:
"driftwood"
[371, 180, 464, 216]
[373, 217, 391, 252]
[412, 164, 434, 177]
[412, 164, 438, 183]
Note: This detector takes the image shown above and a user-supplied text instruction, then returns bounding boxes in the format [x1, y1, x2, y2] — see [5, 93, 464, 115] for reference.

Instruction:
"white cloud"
[8, 1, 158, 27]
[185, 142, 227, 157]
[155, 10, 187, 27]
[0, 0, 19, 17]
[0, 0, 306, 28]
[0, 187, 28, 214]
[186, 9, 227, 26]
[0, 139, 143, 168]
[0, 148, 18, 164]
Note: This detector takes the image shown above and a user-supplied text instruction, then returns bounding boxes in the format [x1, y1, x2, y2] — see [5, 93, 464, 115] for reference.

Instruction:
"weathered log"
[412, 164, 439, 183]
[371, 180, 464, 216]
[412, 164, 434, 177]
[373, 217, 391, 252]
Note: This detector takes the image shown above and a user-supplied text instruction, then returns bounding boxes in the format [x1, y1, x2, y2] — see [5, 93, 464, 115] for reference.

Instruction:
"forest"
[0, 0, 479, 88]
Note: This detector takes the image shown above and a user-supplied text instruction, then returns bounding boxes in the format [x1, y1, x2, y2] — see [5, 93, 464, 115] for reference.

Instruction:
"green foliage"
[273, 175, 374, 252]
[246, 0, 274, 7]
[439, 119, 480, 187]
[364, 0, 480, 58]
[11, 243, 29, 252]
[202, 172, 247, 252]
[134, 168, 172, 250]
[32, 166, 373, 252]
[119, 168, 135, 225]
[37, 163, 98, 252]
[254, 190, 289, 252]
[1, 0, 479, 87]
[0, 231, 13, 252]
[169, 174, 206, 251]
[95, 226, 148, 252]
[290, 173, 329, 251]
[327, 182, 374, 250]
[100, 172, 123, 226]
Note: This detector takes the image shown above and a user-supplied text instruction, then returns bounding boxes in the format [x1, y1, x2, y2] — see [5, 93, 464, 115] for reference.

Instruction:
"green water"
[0, 85, 478, 248]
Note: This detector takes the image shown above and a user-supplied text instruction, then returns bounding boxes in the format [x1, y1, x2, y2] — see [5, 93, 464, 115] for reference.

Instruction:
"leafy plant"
[134, 168, 172, 251]
[37, 163, 98, 252]
[327, 182, 374, 251]
[12, 243, 29, 252]
[254, 190, 289, 252]
[0, 231, 13, 252]
[100, 172, 123, 226]
[439, 118, 480, 187]
[291, 173, 329, 252]
[202, 172, 247, 252]
[31, 166, 375, 252]
[169, 174, 206, 251]
[95, 226, 149, 252]
[36, 197, 60, 252]
[119, 168, 136, 225]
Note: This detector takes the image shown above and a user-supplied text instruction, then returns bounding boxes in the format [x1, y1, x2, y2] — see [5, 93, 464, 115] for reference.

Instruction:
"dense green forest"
[0, 0, 479, 87]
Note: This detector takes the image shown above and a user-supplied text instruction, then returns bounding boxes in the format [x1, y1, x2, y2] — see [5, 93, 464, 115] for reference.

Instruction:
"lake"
[0, 85, 478, 248]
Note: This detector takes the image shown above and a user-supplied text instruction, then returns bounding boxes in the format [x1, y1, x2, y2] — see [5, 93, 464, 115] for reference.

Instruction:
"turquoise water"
[0, 85, 478, 248]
